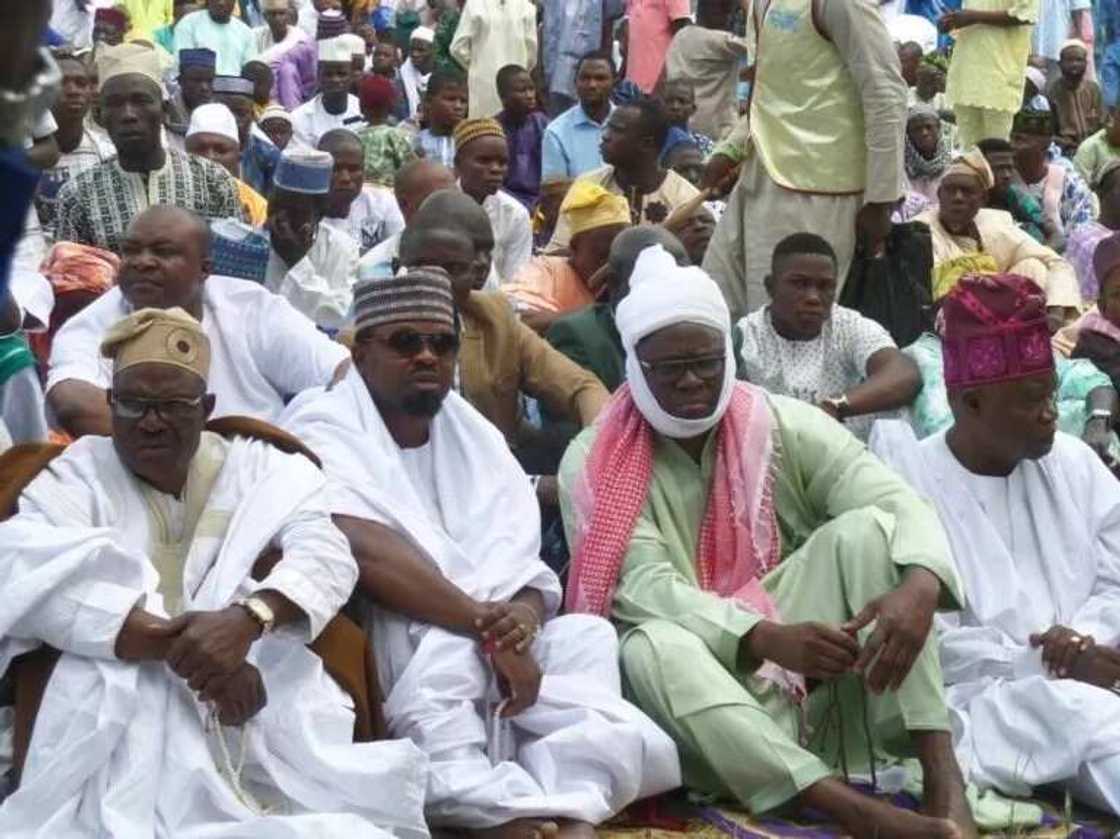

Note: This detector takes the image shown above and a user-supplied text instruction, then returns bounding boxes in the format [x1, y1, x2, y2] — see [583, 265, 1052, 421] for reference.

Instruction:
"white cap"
[339, 33, 366, 57]
[318, 36, 353, 63]
[186, 102, 239, 144]
[411, 26, 435, 44]
[259, 103, 293, 126]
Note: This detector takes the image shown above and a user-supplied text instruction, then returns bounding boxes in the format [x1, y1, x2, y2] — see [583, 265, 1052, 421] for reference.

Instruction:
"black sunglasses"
[382, 330, 461, 358]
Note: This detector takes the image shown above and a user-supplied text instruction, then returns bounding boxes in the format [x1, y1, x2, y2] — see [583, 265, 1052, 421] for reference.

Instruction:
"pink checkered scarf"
[566, 381, 783, 622]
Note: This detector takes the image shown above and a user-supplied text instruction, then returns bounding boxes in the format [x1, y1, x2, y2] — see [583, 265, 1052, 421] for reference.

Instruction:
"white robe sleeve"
[1, 483, 150, 662]
[252, 459, 358, 642]
[269, 243, 356, 330]
[498, 200, 533, 284]
[936, 613, 1043, 685]
[250, 292, 349, 398]
[45, 299, 115, 395]
[1071, 446, 1120, 645]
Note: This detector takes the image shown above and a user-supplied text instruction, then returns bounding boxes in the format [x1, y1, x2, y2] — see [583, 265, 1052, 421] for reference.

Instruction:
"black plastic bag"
[840, 222, 934, 347]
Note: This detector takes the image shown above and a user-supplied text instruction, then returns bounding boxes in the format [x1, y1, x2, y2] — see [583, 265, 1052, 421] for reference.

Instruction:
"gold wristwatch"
[238, 596, 275, 635]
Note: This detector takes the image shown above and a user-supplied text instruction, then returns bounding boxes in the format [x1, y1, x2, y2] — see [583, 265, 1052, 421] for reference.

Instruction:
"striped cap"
[453, 118, 506, 153]
[354, 267, 456, 336]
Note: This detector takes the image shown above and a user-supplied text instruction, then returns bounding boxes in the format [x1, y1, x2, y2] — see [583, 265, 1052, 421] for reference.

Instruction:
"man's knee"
[620, 620, 713, 687]
[549, 612, 619, 654]
[822, 507, 894, 565]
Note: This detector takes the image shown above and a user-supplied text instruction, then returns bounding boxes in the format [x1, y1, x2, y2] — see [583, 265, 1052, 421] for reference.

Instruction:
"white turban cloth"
[615, 244, 737, 439]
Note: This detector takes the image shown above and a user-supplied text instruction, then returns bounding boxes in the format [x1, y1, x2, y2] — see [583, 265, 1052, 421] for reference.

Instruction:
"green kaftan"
[558, 394, 964, 813]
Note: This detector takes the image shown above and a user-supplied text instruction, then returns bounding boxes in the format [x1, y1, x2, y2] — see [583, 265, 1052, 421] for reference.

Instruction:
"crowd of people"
[4, 0, 1120, 836]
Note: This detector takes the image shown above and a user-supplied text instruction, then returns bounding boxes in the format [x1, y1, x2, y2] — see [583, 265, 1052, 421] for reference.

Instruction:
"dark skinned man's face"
[637, 323, 727, 420]
[352, 318, 457, 418]
[101, 75, 165, 161]
[110, 363, 214, 494]
[118, 211, 210, 312]
[764, 252, 837, 341]
[207, 0, 236, 23]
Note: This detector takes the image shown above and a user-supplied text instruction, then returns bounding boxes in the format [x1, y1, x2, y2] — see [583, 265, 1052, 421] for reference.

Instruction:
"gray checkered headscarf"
[353, 267, 456, 337]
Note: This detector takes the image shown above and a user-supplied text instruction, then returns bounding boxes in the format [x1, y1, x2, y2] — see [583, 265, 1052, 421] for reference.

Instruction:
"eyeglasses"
[110, 395, 204, 421]
[382, 330, 460, 358]
[639, 353, 726, 385]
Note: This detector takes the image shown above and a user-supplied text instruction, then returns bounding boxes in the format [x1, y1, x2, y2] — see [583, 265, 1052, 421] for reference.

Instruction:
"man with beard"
[175, 0, 258, 76]
[873, 273, 1120, 818]
[280, 268, 680, 837]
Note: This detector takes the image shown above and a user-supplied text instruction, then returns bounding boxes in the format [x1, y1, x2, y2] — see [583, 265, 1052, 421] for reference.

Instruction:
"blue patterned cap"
[274, 149, 334, 195]
[179, 48, 217, 71]
[213, 75, 255, 97]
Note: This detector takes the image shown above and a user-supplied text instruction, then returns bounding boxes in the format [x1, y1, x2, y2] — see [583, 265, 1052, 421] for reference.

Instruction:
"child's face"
[915, 64, 944, 99]
[1059, 48, 1088, 83]
[661, 87, 695, 126]
[501, 72, 536, 115]
[427, 84, 468, 130]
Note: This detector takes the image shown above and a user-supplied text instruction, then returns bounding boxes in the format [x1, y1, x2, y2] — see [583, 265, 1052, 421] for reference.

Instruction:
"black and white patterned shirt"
[54, 148, 243, 254]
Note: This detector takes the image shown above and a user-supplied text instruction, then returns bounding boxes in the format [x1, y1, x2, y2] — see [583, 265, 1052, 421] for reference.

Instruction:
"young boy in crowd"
[657, 79, 714, 158]
[357, 74, 417, 187]
[663, 0, 750, 143]
[978, 137, 1062, 249]
[496, 64, 549, 210]
[241, 60, 275, 120]
[414, 68, 468, 168]
[1047, 39, 1104, 156]
[1075, 107, 1120, 187]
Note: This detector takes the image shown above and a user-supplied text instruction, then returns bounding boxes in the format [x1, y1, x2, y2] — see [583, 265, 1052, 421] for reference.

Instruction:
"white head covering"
[186, 102, 239, 143]
[411, 26, 435, 44]
[615, 245, 736, 439]
[339, 33, 366, 57]
[1025, 66, 1047, 92]
[318, 36, 352, 63]
[96, 42, 163, 90]
[259, 103, 293, 126]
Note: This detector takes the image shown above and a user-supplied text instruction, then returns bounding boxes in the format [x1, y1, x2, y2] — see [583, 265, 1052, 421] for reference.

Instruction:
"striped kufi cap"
[453, 118, 506, 153]
[354, 267, 456, 337]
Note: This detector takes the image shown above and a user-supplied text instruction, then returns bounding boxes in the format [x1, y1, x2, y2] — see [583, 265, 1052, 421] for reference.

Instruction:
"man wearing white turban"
[558, 245, 978, 838]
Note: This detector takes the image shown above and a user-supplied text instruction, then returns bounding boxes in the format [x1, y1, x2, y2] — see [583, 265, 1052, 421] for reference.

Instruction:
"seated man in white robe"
[872, 272, 1120, 816]
[265, 148, 360, 331]
[47, 205, 349, 438]
[282, 269, 680, 838]
[0, 307, 428, 836]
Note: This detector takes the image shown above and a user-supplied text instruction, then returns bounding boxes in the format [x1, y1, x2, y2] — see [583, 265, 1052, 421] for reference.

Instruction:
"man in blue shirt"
[541, 0, 624, 115]
[542, 51, 616, 182]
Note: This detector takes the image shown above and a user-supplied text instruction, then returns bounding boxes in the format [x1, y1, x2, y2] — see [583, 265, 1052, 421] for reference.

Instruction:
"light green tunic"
[558, 394, 964, 813]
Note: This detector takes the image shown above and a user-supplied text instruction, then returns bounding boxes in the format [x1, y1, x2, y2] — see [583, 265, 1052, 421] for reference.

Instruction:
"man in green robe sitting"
[557, 244, 977, 839]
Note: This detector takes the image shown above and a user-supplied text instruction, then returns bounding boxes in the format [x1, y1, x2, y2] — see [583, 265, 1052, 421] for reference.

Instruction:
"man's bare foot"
[555, 819, 596, 839]
[466, 819, 560, 839]
[914, 732, 979, 839]
[800, 778, 959, 839]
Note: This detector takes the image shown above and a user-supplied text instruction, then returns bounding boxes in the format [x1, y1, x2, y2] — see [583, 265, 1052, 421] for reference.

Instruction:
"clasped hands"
[1030, 625, 1120, 689]
[115, 604, 267, 726]
[473, 601, 543, 718]
[744, 567, 942, 694]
